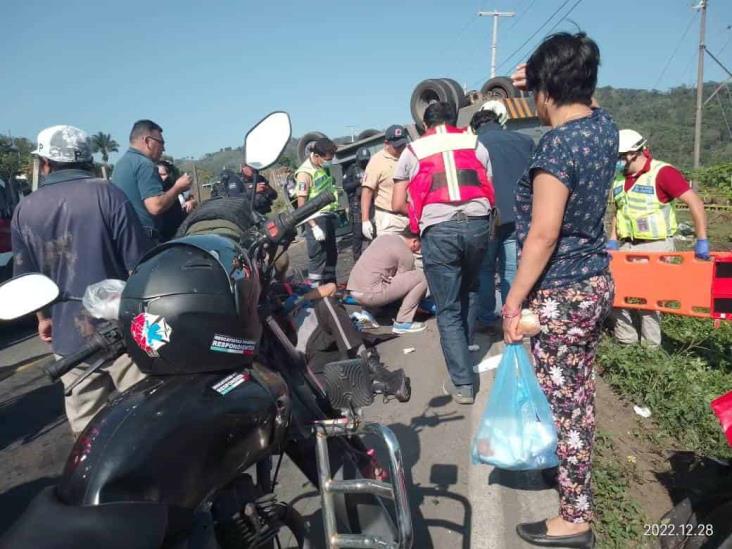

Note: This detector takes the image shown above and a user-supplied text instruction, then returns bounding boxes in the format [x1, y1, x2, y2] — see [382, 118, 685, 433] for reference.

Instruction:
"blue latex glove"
[695, 239, 710, 260]
[606, 239, 620, 251]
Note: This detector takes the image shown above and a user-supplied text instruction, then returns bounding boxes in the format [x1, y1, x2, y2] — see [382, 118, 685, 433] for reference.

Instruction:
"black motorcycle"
[0, 112, 413, 549]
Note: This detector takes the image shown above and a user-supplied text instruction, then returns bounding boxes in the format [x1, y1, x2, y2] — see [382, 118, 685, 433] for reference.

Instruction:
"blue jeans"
[421, 217, 491, 387]
[477, 224, 518, 325]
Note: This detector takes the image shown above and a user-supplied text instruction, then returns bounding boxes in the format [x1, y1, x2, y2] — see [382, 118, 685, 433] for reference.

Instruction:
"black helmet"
[119, 235, 261, 375]
[356, 146, 371, 165]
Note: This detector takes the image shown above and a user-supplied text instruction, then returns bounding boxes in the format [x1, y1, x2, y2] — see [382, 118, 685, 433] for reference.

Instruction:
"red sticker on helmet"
[130, 313, 172, 357]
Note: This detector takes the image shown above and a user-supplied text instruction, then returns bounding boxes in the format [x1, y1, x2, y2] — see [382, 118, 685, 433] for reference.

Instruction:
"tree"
[91, 132, 119, 164]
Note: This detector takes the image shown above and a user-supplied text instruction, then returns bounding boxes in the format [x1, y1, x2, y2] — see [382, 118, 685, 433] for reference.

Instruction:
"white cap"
[618, 129, 647, 154]
[32, 125, 93, 163]
[479, 99, 508, 127]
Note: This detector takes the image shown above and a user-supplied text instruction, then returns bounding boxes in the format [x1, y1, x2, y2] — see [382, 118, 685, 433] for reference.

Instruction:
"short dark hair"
[525, 32, 599, 107]
[129, 119, 163, 142]
[400, 226, 420, 240]
[46, 159, 95, 172]
[470, 110, 500, 133]
[312, 138, 337, 157]
[423, 101, 457, 128]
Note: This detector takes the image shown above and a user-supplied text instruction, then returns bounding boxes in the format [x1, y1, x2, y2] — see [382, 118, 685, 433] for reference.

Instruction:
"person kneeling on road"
[282, 283, 410, 402]
[346, 228, 428, 334]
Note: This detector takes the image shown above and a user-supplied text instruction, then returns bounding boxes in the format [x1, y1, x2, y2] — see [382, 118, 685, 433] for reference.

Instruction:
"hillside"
[596, 82, 732, 170]
[184, 82, 730, 181]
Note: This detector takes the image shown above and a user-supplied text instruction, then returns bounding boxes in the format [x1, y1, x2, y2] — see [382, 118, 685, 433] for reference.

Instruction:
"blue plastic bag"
[471, 344, 559, 470]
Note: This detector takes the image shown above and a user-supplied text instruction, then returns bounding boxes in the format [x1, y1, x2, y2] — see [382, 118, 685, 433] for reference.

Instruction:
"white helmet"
[480, 99, 508, 127]
[31, 125, 93, 163]
[618, 129, 647, 154]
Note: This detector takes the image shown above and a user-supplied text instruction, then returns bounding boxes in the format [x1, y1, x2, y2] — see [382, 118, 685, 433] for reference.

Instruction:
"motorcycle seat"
[0, 486, 168, 549]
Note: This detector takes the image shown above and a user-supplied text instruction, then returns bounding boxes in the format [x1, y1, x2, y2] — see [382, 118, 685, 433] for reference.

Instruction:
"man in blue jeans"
[392, 101, 495, 404]
[470, 101, 534, 332]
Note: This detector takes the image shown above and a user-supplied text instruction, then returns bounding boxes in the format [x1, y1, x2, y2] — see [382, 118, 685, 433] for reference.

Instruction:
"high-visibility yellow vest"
[294, 157, 339, 213]
[612, 160, 678, 240]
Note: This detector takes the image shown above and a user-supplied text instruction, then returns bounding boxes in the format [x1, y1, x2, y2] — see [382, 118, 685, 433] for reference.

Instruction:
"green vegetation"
[0, 135, 33, 183]
[90, 132, 119, 164]
[593, 432, 649, 549]
[598, 317, 732, 459]
[596, 82, 732, 169]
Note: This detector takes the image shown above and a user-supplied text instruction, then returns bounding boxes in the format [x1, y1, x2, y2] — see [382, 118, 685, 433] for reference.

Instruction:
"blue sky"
[1, 0, 730, 162]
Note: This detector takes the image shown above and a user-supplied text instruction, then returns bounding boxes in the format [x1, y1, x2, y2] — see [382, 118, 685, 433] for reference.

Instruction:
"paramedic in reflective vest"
[392, 101, 495, 405]
[609, 128, 709, 347]
[295, 137, 340, 284]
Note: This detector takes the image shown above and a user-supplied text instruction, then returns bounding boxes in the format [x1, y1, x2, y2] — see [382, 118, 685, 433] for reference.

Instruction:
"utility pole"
[478, 10, 515, 78]
[346, 125, 357, 143]
[693, 0, 707, 170]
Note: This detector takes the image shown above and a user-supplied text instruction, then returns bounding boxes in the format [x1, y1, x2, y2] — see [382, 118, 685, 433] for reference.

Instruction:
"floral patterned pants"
[529, 273, 614, 523]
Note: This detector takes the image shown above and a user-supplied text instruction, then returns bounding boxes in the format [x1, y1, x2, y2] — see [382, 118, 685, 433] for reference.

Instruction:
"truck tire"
[410, 79, 451, 128]
[356, 129, 380, 141]
[438, 78, 469, 110]
[297, 131, 328, 163]
[480, 76, 524, 99]
[467, 90, 484, 105]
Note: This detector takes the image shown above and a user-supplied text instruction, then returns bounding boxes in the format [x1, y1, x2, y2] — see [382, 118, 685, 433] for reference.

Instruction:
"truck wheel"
[297, 131, 328, 163]
[467, 90, 484, 105]
[438, 78, 469, 109]
[356, 129, 380, 141]
[480, 76, 524, 99]
[410, 79, 451, 128]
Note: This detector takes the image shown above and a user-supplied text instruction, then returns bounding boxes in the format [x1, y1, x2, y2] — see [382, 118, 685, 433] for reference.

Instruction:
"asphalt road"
[0, 238, 558, 547]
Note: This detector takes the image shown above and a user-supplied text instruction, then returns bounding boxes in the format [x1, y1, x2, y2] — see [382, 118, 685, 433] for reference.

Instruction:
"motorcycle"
[0, 112, 413, 549]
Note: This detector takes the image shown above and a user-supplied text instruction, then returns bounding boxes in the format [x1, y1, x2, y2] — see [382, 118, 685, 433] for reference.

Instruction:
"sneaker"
[442, 379, 475, 405]
[392, 321, 427, 334]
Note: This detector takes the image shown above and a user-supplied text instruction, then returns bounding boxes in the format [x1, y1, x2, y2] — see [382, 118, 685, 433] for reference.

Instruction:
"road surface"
[0, 239, 558, 547]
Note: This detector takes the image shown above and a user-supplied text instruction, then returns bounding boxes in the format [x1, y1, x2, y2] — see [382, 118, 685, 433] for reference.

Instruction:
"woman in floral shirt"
[502, 33, 617, 548]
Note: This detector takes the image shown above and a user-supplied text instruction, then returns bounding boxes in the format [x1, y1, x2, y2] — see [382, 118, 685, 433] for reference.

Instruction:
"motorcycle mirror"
[243, 112, 292, 171]
[0, 273, 60, 320]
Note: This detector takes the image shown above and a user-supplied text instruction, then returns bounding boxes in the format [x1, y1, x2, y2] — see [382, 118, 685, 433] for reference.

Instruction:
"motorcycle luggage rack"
[314, 417, 413, 549]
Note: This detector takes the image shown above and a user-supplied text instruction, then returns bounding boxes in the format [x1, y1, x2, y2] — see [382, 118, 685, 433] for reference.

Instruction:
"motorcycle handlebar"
[263, 191, 336, 246]
[44, 340, 103, 381]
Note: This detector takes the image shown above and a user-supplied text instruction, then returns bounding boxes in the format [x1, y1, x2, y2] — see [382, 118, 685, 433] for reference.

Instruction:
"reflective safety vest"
[612, 160, 678, 240]
[406, 125, 495, 233]
[294, 157, 339, 214]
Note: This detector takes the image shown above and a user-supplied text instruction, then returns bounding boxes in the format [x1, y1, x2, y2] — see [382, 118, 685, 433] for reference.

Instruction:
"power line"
[508, 0, 539, 31]
[496, 0, 573, 74]
[546, 0, 585, 34]
[653, 13, 698, 90]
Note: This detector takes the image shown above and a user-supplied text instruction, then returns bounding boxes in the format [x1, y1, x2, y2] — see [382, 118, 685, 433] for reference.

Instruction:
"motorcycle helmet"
[118, 234, 261, 375]
[356, 146, 371, 167]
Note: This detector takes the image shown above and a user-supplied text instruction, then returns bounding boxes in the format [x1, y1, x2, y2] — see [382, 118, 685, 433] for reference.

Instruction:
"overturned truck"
[296, 76, 543, 203]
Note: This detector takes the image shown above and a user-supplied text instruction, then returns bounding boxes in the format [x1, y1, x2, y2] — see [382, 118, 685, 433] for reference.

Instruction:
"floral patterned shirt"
[514, 107, 618, 289]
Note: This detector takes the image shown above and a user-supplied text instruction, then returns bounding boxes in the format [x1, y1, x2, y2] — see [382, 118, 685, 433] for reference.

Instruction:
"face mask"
[616, 160, 625, 173]
[321, 160, 332, 168]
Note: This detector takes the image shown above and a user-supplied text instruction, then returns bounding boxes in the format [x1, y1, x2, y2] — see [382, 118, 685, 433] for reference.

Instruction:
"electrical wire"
[546, 0, 585, 34]
[508, 0, 539, 31]
[653, 13, 698, 90]
[496, 0, 573, 74]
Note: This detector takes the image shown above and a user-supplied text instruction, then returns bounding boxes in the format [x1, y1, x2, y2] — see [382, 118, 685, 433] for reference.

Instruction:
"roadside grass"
[593, 315, 732, 547]
[593, 432, 650, 549]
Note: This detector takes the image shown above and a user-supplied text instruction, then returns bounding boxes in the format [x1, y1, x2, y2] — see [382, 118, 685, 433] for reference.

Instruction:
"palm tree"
[91, 132, 119, 164]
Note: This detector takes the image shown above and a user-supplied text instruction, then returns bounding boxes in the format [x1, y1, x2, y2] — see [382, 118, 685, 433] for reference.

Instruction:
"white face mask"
[321, 160, 332, 168]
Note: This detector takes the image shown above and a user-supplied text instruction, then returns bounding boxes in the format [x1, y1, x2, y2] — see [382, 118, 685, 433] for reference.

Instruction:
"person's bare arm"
[677, 189, 708, 239]
[609, 215, 617, 240]
[391, 180, 409, 216]
[36, 311, 52, 343]
[361, 188, 375, 222]
[503, 170, 570, 341]
[144, 174, 191, 216]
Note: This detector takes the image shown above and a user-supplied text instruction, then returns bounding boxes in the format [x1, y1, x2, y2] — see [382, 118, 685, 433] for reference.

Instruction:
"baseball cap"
[385, 125, 408, 147]
[32, 125, 93, 163]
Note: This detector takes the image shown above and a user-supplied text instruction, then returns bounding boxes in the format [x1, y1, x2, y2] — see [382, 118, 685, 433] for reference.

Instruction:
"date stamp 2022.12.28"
[644, 523, 714, 538]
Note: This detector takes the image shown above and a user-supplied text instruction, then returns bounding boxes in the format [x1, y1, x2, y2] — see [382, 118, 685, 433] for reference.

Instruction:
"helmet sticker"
[210, 333, 256, 355]
[211, 371, 251, 395]
[131, 313, 173, 357]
